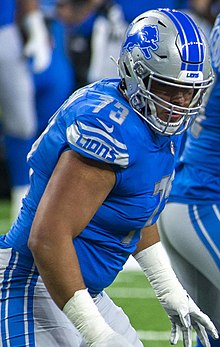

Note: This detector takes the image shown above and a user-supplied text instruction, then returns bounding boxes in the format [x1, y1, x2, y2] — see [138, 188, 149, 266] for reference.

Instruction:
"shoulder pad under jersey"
[64, 86, 130, 168]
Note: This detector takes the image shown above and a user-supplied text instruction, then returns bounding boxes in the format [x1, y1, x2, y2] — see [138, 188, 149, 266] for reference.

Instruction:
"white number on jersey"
[92, 96, 129, 125]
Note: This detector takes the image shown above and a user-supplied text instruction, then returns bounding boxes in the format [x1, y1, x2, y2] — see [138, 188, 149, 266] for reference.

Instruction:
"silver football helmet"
[118, 8, 214, 135]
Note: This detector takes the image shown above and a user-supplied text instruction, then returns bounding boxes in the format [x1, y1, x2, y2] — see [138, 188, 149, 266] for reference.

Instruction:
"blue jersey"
[169, 14, 220, 205]
[0, 79, 181, 293]
[39, 0, 57, 17]
[0, 0, 15, 27]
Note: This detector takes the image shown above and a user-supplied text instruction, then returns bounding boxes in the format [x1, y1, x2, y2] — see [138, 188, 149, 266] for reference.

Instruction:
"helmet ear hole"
[124, 63, 131, 77]
[143, 76, 150, 88]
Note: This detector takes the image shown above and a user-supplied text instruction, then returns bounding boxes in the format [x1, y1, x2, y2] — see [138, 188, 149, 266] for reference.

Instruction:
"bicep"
[29, 150, 116, 244]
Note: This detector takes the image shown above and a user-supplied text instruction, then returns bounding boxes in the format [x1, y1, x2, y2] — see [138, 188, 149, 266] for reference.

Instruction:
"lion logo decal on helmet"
[122, 25, 159, 60]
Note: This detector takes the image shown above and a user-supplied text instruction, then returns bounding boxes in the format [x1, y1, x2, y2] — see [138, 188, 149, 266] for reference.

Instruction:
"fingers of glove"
[169, 320, 180, 345]
[188, 297, 219, 340]
[90, 332, 133, 347]
[190, 311, 219, 340]
[181, 327, 192, 347]
[169, 314, 188, 328]
[179, 313, 191, 329]
[192, 322, 210, 347]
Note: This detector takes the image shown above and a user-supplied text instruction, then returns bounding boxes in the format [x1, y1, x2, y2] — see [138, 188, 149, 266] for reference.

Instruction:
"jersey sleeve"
[65, 104, 130, 168]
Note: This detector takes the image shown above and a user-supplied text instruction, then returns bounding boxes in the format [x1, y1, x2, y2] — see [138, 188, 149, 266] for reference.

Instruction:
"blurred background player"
[158, 11, 220, 347]
[31, 0, 75, 136]
[87, 0, 128, 83]
[57, 0, 107, 89]
[56, 0, 218, 87]
[0, 0, 51, 220]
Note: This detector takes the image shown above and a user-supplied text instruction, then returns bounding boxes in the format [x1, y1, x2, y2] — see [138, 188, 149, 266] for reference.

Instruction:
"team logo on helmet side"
[122, 25, 159, 60]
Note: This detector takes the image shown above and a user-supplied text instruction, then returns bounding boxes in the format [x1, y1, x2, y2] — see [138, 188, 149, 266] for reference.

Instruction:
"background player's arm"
[28, 150, 115, 309]
[17, 0, 51, 72]
[17, 0, 39, 13]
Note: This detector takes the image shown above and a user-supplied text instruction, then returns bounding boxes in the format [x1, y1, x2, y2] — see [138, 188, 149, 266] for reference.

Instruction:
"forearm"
[30, 233, 85, 309]
[133, 224, 186, 313]
[30, 236, 120, 346]
[134, 241, 184, 303]
[17, 0, 51, 72]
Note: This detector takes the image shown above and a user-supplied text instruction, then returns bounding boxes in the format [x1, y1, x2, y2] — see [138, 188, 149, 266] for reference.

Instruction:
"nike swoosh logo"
[96, 118, 114, 133]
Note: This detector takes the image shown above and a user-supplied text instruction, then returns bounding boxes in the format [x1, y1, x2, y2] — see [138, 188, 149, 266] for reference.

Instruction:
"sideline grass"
[106, 270, 187, 347]
[0, 199, 10, 234]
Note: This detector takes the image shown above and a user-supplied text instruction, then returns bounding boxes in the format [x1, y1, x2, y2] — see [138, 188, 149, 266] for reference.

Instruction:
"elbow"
[28, 223, 50, 258]
[28, 230, 41, 256]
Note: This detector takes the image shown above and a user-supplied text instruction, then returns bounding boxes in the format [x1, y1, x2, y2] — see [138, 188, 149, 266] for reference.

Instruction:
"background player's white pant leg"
[0, 25, 38, 220]
[158, 203, 220, 332]
[80, 291, 144, 347]
[0, 25, 37, 138]
[159, 203, 219, 290]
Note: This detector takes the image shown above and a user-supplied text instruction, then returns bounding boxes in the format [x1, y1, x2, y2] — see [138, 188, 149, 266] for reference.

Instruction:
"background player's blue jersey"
[0, 79, 182, 293]
[169, 14, 220, 205]
[0, 0, 15, 27]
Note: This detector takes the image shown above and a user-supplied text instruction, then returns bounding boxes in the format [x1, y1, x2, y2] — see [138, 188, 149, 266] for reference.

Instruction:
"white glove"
[63, 289, 133, 347]
[166, 292, 218, 347]
[134, 242, 219, 347]
[23, 10, 52, 73]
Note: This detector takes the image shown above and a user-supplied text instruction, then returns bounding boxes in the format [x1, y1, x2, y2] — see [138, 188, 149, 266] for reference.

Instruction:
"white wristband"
[134, 242, 185, 303]
[63, 289, 114, 345]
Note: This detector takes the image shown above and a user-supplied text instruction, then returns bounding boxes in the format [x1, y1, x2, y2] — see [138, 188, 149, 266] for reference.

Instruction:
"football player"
[0, 8, 218, 347]
[0, 0, 51, 219]
[158, 12, 220, 347]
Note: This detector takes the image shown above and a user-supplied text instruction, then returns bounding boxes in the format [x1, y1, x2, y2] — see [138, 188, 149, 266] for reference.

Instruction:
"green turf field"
[0, 199, 10, 234]
[0, 199, 194, 347]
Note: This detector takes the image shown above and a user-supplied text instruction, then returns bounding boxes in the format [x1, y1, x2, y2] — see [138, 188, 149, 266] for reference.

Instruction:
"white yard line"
[137, 330, 196, 341]
[106, 287, 156, 299]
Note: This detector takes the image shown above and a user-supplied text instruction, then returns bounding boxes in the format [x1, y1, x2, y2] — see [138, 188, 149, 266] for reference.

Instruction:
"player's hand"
[23, 11, 52, 73]
[134, 242, 219, 347]
[164, 293, 219, 347]
[90, 331, 133, 346]
[63, 289, 134, 347]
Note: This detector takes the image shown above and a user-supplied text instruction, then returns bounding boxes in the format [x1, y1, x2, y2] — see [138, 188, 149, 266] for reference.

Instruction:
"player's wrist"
[63, 289, 114, 345]
[134, 242, 185, 301]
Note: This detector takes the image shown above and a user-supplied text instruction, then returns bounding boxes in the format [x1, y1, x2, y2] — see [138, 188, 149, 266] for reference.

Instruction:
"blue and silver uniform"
[34, 0, 75, 135]
[0, 79, 182, 293]
[158, 16, 220, 347]
[169, 15, 220, 206]
[167, 14, 220, 270]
